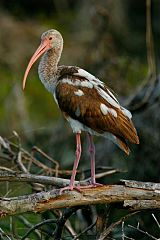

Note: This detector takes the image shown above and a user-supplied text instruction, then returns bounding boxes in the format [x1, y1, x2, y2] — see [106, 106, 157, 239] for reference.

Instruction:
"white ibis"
[23, 29, 139, 192]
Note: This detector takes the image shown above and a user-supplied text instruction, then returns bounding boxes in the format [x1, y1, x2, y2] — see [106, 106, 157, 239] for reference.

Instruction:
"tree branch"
[0, 170, 123, 187]
[0, 171, 72, 187]
[0, 180, 159, 218]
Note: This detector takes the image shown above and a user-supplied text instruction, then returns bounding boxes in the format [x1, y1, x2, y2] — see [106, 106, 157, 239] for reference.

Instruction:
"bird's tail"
[116, 136, 130, 155]
[117, 112, 139, 145]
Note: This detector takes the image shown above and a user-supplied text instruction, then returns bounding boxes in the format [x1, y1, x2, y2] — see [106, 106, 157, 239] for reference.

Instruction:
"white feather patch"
[66, 116, 115, 142]
[121, 107, 132, 119]
[74, 89, 84, 96]
[81, 81, 93, 88]
[98, 88, 120, 109]
[109, 108, 117, 118]
[74, 68, 104, 86]
[53, 91, 58, 105]
[67, 117, 83, 133]
[100, 103, 109, 115]
[100, 103, 118, 117]
[107, 89, 119, 103]
[61, 78, 76, 85]
[61, 78, 93, 88]
[75, 69, 96, 81]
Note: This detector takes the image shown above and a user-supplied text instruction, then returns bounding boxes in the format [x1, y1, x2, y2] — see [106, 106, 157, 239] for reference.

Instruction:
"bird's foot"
[73, 180, 103, 190]
[90, 182, 103, 187]
[80, 182, 103, 189]
[59, 185, 81, 194]
[59, 181, 103, 194]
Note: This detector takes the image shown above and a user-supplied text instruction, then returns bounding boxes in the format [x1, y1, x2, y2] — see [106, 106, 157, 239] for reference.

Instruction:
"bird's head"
[41, 29, 63, 50]
[23, 29, 63, 90]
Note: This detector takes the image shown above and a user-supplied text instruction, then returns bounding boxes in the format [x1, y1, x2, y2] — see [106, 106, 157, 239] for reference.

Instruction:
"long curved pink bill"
[22, 40, 48, 90]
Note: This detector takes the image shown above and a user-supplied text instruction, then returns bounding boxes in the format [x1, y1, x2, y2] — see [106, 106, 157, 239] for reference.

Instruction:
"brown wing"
[55, 81, 139, 145]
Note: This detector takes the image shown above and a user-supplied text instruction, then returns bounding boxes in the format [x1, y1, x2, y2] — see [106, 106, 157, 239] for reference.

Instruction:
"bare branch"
[152, 213, 160, 229]
[0, 171, 72, 187]
[98, 212, 139, 240]
[17, 215, 42, 239]
[21, 219, 58, 240]
[121, 179, 160, 190]
[31, 146, 60, 177]
[124, 200, 160, 210]
[54, 207, 79, 240]
[73, 221, 96, 240]
[0, 181, 159, 218]
[0, 170, 124, 187]
[128, 224, 159, 240]
[13, 131, 28, 173]
[146, 0, 156, 77]
[0, 227, 12, 240]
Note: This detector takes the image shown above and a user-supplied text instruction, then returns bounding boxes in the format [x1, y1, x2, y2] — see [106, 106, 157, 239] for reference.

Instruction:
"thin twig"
[17, 215, 42, 239]
[152, 213, 160, 229]
[73, 221, 96, 240]
[128, 224, 158, 240]
[0, 167, 15, 173]
[32, 146, 60, 177]
[50, 210, 78, 238]
[16, 151, 28, 173]
[0, 155, 11, 161]
[53, 207, 79, 240]
[98, 212, 139, 240]
[21, 219, 58, 240]
[0, 227, 12, 240]
[122, 221, 125, 240]
[64, 220, 78, 239]
[1, 136, 122, 179]
[13, 131, 28, 174]
[146, 0, 156, 76]
[122, 221, 135, 240]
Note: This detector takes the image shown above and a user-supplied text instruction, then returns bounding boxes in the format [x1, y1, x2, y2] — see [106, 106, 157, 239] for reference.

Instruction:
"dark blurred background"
[0, 0, 160, 238]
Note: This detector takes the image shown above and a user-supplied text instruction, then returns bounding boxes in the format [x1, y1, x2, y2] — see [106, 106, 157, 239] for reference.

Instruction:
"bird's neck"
[38, 46, 62, 93]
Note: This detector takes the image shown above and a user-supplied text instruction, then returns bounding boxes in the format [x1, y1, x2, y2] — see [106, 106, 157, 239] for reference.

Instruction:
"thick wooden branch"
[0, 180, 160, 218]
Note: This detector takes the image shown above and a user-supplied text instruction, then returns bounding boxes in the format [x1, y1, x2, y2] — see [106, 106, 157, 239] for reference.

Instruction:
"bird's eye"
[49, 37, 52, 40]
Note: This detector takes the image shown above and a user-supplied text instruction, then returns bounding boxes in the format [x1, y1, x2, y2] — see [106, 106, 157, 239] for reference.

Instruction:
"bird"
[23, 29, 139, 192]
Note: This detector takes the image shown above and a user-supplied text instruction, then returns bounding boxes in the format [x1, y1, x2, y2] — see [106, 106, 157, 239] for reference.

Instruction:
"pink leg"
[69, 133, 81, 189]
[60, 133, 81, 193]
[87, 133, 96, 184]
[87, 133, 103, 187]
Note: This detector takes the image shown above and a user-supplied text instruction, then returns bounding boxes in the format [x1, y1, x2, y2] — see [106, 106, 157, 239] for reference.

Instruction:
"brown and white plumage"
[23, 29, 139, 192]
